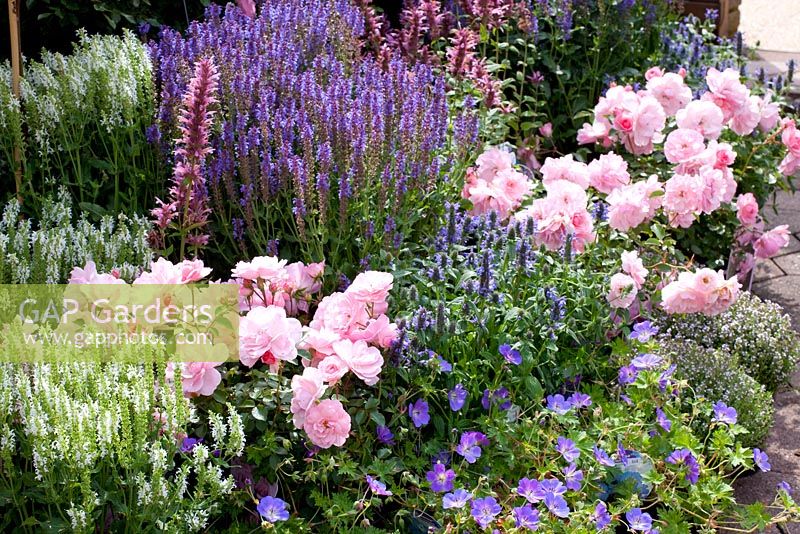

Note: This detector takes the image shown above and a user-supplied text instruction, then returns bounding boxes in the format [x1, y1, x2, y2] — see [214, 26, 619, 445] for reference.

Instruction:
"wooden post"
[7, 0, 22, 201]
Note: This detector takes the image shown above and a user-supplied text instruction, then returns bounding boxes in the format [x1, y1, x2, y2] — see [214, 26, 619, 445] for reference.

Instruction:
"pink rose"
[475, 147, 516, 181]
[607, 273, 637, 309]
[664, 173, 703, 216]
[231, 256, 287, 282]
[588, 152, 630, 194]
[543, 179, 588, 211]
[310, 292, 370, 335]
[675, 100, 725, 140]
[178, 259, 212, 283]
[239, 305, 303, 367]
[541, 154, 590, 190]
[134, 257, 184, 284]
[299, 327, 341, 365]
[179, 362, 223, 397]
[704, 68, 750, 122]
[710, 141, 736, 169]
[317, 355, 349, 384]
[347, 314, 399, 348]
[69, 261, 125, 285]
[290, 367, 326, 428]
[495, 168, 533, 206]
[621, 250, 648, 289]
[304, 399, 351, 448]
[539, 122, 553, 138]
[753, 225, 791, 259]
[757, 95, 780, 133]
[577, 121, 611, 145]
[661, 268, 741, 315]
[628, 95, 666, 154]
[735, 193, 759, 226]
[664, 128, 706, 164]
[332, 338, 384, 385]
[645, 66, 665, 81]
[645, 72, 692, 116]
[729, 95, 761, 136]
[346, 271, 393, 315]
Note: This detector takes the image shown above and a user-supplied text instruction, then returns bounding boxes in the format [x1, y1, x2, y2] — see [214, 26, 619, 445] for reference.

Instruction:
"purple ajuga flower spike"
[592, 501, 612, 530]
[376, 425, 395, 446]
[513, 504, 540, 531]
[562, 463, 584, 491]
[470, 496, 501, 529]
[594, 446, 615, 467]
[629, 320, 659, 342]
[712, 401, 738, 425]
[754, 448, 771, 471]
[631, 353, 663, 370]
[456, 431, 489, 464]
[442, 488, 472, 509]
[409, 399, 430, 428]
[656, 408, 672, 432]
[625, 508, 653, 531]
[257, 496, 290, 523]
[426, 462, 456, 492]
[449, 384, 468, 411]
[568, 391, 592, 408]
[556, 436, 580, 462]
[365, 475, 392, 496]
[516, 478, 542, 503]
[546, 394, 573, 415]
[619, 365, 639, 385]
[666, 449, 699, 485]
[499, 343, 522, 365]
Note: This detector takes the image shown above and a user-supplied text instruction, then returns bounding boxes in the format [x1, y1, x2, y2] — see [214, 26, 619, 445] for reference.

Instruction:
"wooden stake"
[7, 0, 22, 201]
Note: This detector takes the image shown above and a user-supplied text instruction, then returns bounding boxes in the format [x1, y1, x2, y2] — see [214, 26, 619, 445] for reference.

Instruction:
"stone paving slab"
[775, 254, 800, 276]
[739, 0, 800, 53]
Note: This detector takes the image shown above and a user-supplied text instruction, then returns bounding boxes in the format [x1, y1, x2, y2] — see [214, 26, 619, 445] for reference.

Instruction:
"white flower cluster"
[0, 188, 152, 283]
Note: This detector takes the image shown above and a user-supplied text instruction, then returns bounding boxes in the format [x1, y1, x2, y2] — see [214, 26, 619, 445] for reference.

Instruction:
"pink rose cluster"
[661, 267, 741, 316]
[232, 256, 324, 316]
[461, 147, 533, 220]
[729, 192, 791, 278]
[607, 250, 648, 309]
[780, 118, 800, 177]
[514, 176, 595, 253]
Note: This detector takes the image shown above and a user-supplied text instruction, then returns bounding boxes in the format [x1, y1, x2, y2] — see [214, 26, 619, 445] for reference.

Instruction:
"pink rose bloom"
[577, 121, 611, 145]
[661, 268, 740, 315]
[757, 95, 780, 133]
[539, 122, 553, 138]
[736, 253, 756, 279]
[676, 100, 725, 140]
[704, 68, 750, 122]
[645, 72, 692, 116]
[237, 0, 256, 18]
[606, 179, 661, 232]
[621, 250, 648, 289]
[645, 66, 665, 80]
[663, 173, 703, 215]
[462, 175, 515, 220]
[696, 165, 729, 214]
[543, 179, 589, 211]
[134, 257, 184, 284]
[304, 399, 351, 448]
[515, 181, 595, 253]
[231, 256, 288, 282]
[332, 338, 384, 385]
[179, 362, 223, 397]
[706, 276, 741, 315]
[348, 314, 398, 348]
[299, 327, 341, 365]
[709, 141, 736, 169]
[781, 153, 800, 177]
[495, 168, 533, 205]
[178, 259, 212, 283]
[540, 154, 590, 190]
[346, 271, 393, 315]
[290, 367, 326, 428]
[239, 305, 303, 368]
[735, 193, 759, 225]
[310, 292, 370, 335]
[754, 225, 791, 259]
[729, 95, 761, 136]
[781, 119, 800, 157]
[628, 95, 666, 154]
[664, 128, 706, 164]
[317, 355, 349, 384]
[69, 261, 125, 284]
[588, 152, 630, 194]
[607, 273, 637, 309]
[475, 146, 516, 181]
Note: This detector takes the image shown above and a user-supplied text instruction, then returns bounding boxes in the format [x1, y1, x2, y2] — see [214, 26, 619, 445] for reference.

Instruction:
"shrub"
[659, 292, 800, 392]
[657, 338, 773, 447]
[0, 190, 152, 283]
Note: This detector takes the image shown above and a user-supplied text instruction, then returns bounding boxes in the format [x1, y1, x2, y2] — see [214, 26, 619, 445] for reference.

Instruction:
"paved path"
[739, 0, 800, 53]
[732, 189, 800, 533]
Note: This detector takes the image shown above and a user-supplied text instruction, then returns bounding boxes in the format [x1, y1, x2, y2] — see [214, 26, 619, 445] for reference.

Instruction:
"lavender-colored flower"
[629, 320, 658, 342]
[435, 354, 453, 373]
[666, 449, 699, 485]
[658, 364, 677, 391]
[712, 401, 738, 425]
[539, 478, 567, 497]
[556, 436, 580, 462]
[546, 394, 573, 415]
[449, 384, 468, 411]
[257, 496, 290, 523]
[180, 437, 203, 453]
[482, 387, 511, 411]
[625, 508, 652, 531]
[513, 504, 540, 530]
[427, 463, 456, 492]
[656, 408, 672, 432]
[456, 431, 489, 464]
[568, 391, 592, 409]
[366, 475, 392, 496]
[593, 446, 615, 467]
[516, 477, 542, 503]
[631, 353, 663, 370]
[778, 481, 793, 494]
[442, 488, 472, 509]
[562, 463, 584, 491]
[754, 448, 771, 472]
[470, 496, 501, 529]
[619, 365, 639, 385]
[432, 450, 451, 467]
[544, 492, 570, 518]
[592, 501, 612, 530]
[499, 343, 522, 365]
[409, 399, 430, 428]
[376, 425, 395, 446]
